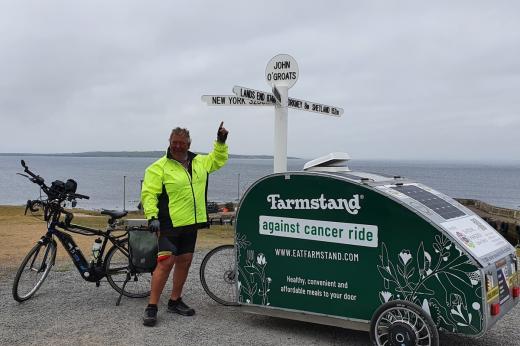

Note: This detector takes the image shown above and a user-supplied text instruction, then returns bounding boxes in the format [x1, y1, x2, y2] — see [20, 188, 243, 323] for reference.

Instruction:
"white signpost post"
[201, 54, 343, 173]
[266, 54, 297, 173]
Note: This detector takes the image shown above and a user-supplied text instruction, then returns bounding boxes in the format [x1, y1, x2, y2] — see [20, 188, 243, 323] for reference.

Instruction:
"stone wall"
[456, 198, 520, 220]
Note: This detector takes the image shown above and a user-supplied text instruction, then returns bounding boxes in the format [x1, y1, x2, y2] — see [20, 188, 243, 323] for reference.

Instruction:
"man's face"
[169, 134, 190, 159]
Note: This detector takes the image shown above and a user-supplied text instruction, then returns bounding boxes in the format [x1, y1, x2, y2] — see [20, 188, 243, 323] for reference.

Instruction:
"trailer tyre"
[370, 300, 439, 346]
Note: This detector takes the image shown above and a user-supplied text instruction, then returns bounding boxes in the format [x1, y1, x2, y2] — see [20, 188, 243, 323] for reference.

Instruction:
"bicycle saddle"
[101, 209, 128, 219]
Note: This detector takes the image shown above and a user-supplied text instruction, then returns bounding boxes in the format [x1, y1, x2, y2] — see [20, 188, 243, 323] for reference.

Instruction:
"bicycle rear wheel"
[105, 239, 151, 298]
[200, 244, 239, 306]
[13, 239, 57, 302]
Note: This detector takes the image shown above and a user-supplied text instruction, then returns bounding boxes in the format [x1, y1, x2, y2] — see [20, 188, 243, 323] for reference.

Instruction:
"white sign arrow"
[232, 86, 343, 116]
[287, 96, 343, 116]
[231, 86, 277, 104]
[201, 95, 271, 106]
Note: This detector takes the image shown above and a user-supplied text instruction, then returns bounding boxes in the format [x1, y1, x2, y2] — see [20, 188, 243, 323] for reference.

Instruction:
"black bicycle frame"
[45, 221, 126, 282]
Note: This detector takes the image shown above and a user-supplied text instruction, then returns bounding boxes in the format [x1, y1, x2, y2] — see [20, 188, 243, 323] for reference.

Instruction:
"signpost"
[201, 54, 344, 173]
[232, 86, 343, 116]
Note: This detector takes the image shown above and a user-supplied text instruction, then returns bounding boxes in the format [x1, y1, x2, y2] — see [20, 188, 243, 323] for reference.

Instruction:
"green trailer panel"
[235, 171, 517, 336]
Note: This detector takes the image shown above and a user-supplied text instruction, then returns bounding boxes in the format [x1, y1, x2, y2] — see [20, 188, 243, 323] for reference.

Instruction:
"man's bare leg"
[149, 256, 175, 305]
[167, 252, 195, 316]
[170, 253, 193, 300]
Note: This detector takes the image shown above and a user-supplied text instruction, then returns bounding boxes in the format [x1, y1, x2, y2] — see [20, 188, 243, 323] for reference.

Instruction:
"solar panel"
[338, 173, 365, 181]
[391, 185, 465, 220]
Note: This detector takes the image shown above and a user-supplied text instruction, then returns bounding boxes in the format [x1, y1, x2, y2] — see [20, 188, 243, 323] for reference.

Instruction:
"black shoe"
[143, 306, 158, 326]
[167, 298, 195, 316]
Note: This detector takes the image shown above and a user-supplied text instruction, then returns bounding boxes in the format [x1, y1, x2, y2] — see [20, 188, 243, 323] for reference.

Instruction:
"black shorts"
[157, 229, 198, 260]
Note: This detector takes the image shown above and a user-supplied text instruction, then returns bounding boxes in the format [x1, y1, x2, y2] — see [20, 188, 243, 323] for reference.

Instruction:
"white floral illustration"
[235, 233, 251, 258]
[399, 250, 412, 265]
[236, 235, 272, 306]
[379, 291, 393, 303]
[257, 253, 266, 266]
[377, 234, 483, 334]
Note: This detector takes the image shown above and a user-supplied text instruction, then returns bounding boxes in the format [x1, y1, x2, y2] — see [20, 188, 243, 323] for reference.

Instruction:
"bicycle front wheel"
[13, 239, 57, 302]
[200, 244, 239, 306]
[105, 239, 151, 298]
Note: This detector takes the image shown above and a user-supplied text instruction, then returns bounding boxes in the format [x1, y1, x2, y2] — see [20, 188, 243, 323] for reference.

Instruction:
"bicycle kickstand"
[116, 272, 131, 306]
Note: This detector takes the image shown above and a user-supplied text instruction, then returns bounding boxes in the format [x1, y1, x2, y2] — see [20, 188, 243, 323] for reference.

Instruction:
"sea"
[0, 155, 519, 211]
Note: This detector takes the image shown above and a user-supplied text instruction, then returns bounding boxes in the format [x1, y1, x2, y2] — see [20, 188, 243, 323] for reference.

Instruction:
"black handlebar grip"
[22, 163, 36, 177]
[21, 161, 44, 184]
[74, 193, 90, 200]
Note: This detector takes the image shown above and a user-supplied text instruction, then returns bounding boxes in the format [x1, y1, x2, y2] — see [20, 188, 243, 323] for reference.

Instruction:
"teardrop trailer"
[200, 153, 519, 345]
[199, 54, 519, 345]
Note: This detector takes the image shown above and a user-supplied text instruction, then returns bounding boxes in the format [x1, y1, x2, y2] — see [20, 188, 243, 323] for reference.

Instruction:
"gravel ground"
[1, 252, 519, 346]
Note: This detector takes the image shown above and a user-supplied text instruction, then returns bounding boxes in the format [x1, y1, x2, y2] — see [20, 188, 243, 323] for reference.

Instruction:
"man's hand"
[148, 217, 160, 232]
[217, 121, 228, 143]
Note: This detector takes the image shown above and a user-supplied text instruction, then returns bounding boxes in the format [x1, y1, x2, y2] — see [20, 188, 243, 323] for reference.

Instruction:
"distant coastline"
[0, 151, 300, 159]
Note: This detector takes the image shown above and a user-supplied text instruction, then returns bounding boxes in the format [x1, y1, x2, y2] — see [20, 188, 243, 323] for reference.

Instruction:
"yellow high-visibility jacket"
[141, 141, 228, 231]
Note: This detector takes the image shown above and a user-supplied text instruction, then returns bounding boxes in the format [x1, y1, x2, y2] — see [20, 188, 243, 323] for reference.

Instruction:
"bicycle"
[199, 244, 240, 306]
[12, 160, 151, 303]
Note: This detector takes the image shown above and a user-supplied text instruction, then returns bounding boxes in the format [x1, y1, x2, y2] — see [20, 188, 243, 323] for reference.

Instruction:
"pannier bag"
[65, 179, 77, 193]
[116, 227, 157, 306]
[48, 179, 77, 199]
[49, 180, 66, 199]
[128, 227, 157, 273]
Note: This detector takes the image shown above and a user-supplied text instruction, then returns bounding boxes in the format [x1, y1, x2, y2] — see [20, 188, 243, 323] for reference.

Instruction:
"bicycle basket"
[128, 227, 157, 273]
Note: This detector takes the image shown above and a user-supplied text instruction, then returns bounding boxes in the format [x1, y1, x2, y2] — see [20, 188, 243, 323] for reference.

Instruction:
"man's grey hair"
[169, 127, 191, 145]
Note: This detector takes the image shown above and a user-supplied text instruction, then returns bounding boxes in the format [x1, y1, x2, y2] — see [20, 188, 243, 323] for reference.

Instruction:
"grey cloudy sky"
[0, 1, 519, 161]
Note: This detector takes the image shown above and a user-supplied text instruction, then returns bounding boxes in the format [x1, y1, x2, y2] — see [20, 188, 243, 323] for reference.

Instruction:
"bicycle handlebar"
[21, 160, 47, 188]
[19, 161, 109, 234]
[19, 160, 90, 201]
[19, 161, 91, 225]
[72, 193, 90, 200]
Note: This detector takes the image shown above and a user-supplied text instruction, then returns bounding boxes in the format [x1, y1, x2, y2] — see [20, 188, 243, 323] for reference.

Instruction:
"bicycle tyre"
[200, 244, 239, 306]
[104, 239, 151, 298]
[13, 239, 57, 302]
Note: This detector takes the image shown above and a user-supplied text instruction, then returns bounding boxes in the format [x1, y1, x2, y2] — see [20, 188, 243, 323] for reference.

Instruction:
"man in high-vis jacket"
[141, 122, 228, 327]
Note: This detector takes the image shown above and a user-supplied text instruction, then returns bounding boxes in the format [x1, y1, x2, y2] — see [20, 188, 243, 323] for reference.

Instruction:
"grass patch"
[197, 225, 235, 250]
[1, 205, 235, 268]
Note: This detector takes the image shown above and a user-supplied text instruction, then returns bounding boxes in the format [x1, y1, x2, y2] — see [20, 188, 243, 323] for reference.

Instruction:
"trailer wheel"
[370, 300, 439, 346]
